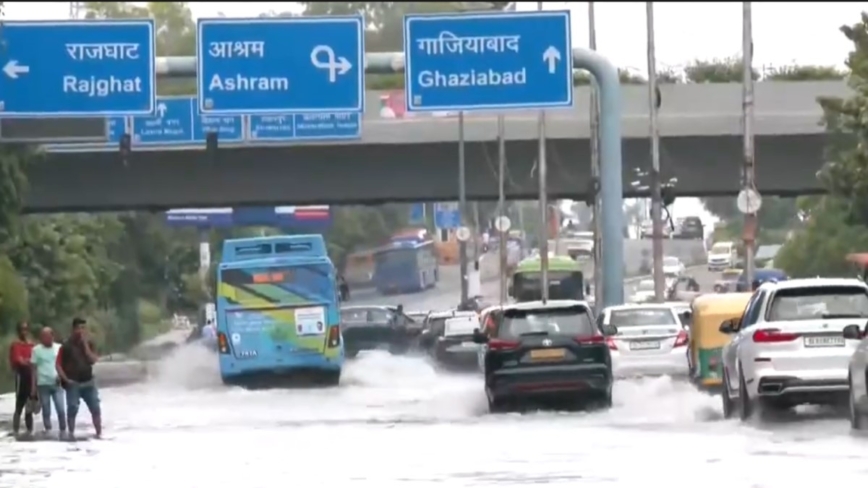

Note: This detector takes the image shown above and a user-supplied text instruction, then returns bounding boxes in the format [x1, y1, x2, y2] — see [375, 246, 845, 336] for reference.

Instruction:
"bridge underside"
[26, 134, 825, 213]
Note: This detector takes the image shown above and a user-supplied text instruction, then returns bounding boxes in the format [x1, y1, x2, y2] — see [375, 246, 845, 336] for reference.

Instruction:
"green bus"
[509, 255, 587, 302]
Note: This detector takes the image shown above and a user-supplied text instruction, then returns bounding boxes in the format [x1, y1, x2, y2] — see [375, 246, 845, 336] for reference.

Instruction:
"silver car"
[598, 304, 690, 378]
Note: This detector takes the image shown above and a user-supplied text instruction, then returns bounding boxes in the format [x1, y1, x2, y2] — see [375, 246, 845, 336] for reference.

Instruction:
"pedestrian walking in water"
[31, 326, 67, 438]
[56, 318, 102, 439]
[8, 321, 34, 437]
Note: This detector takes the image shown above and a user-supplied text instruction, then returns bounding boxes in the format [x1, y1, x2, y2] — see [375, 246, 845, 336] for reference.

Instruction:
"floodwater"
[2, 267, 867, 487]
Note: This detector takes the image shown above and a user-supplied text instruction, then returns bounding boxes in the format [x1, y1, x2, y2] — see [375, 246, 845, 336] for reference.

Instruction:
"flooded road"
[3, 267, 867, 487]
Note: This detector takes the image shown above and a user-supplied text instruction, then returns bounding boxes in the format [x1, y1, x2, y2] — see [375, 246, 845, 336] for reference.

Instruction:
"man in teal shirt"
[30, 326, 66, 438]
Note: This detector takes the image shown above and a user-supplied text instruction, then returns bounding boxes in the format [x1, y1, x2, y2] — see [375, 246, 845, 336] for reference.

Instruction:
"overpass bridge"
[26, 80, 846, 212]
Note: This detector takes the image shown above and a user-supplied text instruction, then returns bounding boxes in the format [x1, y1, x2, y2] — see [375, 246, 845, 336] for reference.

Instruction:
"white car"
[720, 278, 868, 420]
[631, 279, 656, 303]
[662, 256, 685, 277]
[598, 304, 691, 377]
[843, 321, 868, 429]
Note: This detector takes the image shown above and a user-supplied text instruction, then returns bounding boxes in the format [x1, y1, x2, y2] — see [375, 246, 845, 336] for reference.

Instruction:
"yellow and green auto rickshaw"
[688, 292, 752, 391]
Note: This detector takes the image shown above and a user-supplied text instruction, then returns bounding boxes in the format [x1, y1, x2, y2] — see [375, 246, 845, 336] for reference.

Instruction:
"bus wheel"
[321, 370, 341, 387]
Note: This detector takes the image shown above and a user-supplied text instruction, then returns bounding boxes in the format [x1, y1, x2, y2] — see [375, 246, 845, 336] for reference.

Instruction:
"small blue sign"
[0, 20, 156, 117]
[106, 116, 127, 144]
[197, 17, 365, 115]
[434, 202, 461, 229]
[131, 97, 243, 145]
[248, 112, 361, 141]
[409, 203, 426, 225]
[403, 11, 573, 112]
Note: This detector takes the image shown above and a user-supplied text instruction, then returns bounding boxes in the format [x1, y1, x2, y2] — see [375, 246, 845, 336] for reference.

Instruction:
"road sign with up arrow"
[403, 11, 573, 112]
[0, 20, 156, 117]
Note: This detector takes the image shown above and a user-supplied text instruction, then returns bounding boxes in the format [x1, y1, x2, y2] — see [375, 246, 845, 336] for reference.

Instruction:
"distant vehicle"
[677, 216, 704, 240]
[640, 220, 671, 239]
[429, 314, 482, 371]
[510, 254, 587, 302]
[707, 241, 737, 271]
[734, 268, 788, 292]
[215, 235, 343, 387]
[598, 304, 690, 378]
[472, 300, 615, 412]
[631, 279, 656, 303]
[843, 320, 868, 430]
[373, 239, 439, 295]
[714, 268, 743, 293]
[418, 309, 479, 353]
[662, 256, 686, 277]
[339, 305, 420, 358]
[720, 278, 867, 420]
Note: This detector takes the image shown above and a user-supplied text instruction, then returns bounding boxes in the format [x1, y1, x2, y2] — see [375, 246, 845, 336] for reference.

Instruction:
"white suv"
[719, 278, 868, 420]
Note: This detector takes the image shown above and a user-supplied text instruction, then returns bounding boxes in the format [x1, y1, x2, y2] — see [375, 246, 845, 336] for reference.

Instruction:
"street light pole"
[588, 1, 603, 309]
[646, 2, 665, 303]
[742, 1, 758, 288]
[536, 0, 549, 302]
[458, 111, 469, 304]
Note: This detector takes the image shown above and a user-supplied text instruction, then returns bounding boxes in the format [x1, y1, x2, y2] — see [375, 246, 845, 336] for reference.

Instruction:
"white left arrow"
[542, 46, 561, 74]
[3, 60, 30, 79]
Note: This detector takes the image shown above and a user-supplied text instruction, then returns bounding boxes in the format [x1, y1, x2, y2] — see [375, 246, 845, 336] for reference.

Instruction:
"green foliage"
[777, 13, 868, 277]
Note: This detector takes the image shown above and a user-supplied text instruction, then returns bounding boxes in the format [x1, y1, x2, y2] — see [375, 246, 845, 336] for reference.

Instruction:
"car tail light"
[574, 335, 605, 346]
[606, 337, 617, 351]
[673, 330, 689, 348]
[752, 328, 800, 343]
[217, 332, 230, 354]
[328, 326, 341, 348]
[489, 339, 520, 351]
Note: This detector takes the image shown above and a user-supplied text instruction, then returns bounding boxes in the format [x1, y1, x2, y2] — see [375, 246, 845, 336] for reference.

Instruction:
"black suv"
[472, 300, 616, 412]
[678, 216, 704, 240]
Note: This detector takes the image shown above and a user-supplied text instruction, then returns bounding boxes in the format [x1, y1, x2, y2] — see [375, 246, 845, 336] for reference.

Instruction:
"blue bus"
[215, 234, 344, 387]
[372, 240, 439, 294]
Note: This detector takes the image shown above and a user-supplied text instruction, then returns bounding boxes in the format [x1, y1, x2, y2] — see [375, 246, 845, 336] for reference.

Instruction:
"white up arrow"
[542, 46, 561, 75]
[156, 102, 168, 118]
[3, 60, 30, 79]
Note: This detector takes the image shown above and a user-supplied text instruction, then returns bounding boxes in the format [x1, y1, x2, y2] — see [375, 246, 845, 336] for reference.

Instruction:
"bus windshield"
[220, 264, 335, 303]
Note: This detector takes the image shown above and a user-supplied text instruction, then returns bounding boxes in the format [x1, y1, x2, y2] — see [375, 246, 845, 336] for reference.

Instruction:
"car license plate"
[804, 335, 845, 348]
[530, 348, 566, 360]
[629, 341, 661, 350]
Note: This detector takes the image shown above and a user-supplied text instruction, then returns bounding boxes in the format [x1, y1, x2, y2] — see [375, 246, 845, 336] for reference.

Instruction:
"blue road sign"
[248, 112, 361, 142]
[403, 11, 573, 112]
[434, 202, 461, 229]
[106, 116, 126, 144]
[131, 97, 243, 146]
[0, 20, 156, 117]
[197, 17, 365, 115]
[409, 203, 426, 225]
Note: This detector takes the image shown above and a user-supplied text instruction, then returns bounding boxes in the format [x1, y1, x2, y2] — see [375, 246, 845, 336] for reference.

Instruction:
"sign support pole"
[646, 2, 665, 303]
[497, 115, 508, 305]
[588, 1, 603, 311]
[742, 1, 758, 289]
[458, 111, 470, 304]
[537, 1, 551, 304]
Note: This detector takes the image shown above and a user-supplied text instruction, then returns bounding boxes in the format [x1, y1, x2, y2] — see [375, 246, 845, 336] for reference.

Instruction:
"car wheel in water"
[738, 366, 754, 421]
[598, 388, 613, 410]
[849, 375, 865, 430]
[721, 371, 735, 419]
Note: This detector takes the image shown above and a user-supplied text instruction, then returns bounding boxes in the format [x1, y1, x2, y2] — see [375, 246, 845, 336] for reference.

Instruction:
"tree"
[776, 13, 868, 276]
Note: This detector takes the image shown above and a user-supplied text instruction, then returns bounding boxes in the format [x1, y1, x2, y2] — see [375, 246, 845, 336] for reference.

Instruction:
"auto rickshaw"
[687, 292, 752, 391]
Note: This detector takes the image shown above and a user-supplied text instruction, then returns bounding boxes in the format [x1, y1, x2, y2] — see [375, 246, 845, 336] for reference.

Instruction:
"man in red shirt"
[8, 321, 34, 436]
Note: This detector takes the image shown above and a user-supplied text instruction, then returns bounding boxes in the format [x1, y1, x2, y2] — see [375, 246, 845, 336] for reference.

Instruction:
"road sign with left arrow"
[0, 20, 157, 117]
